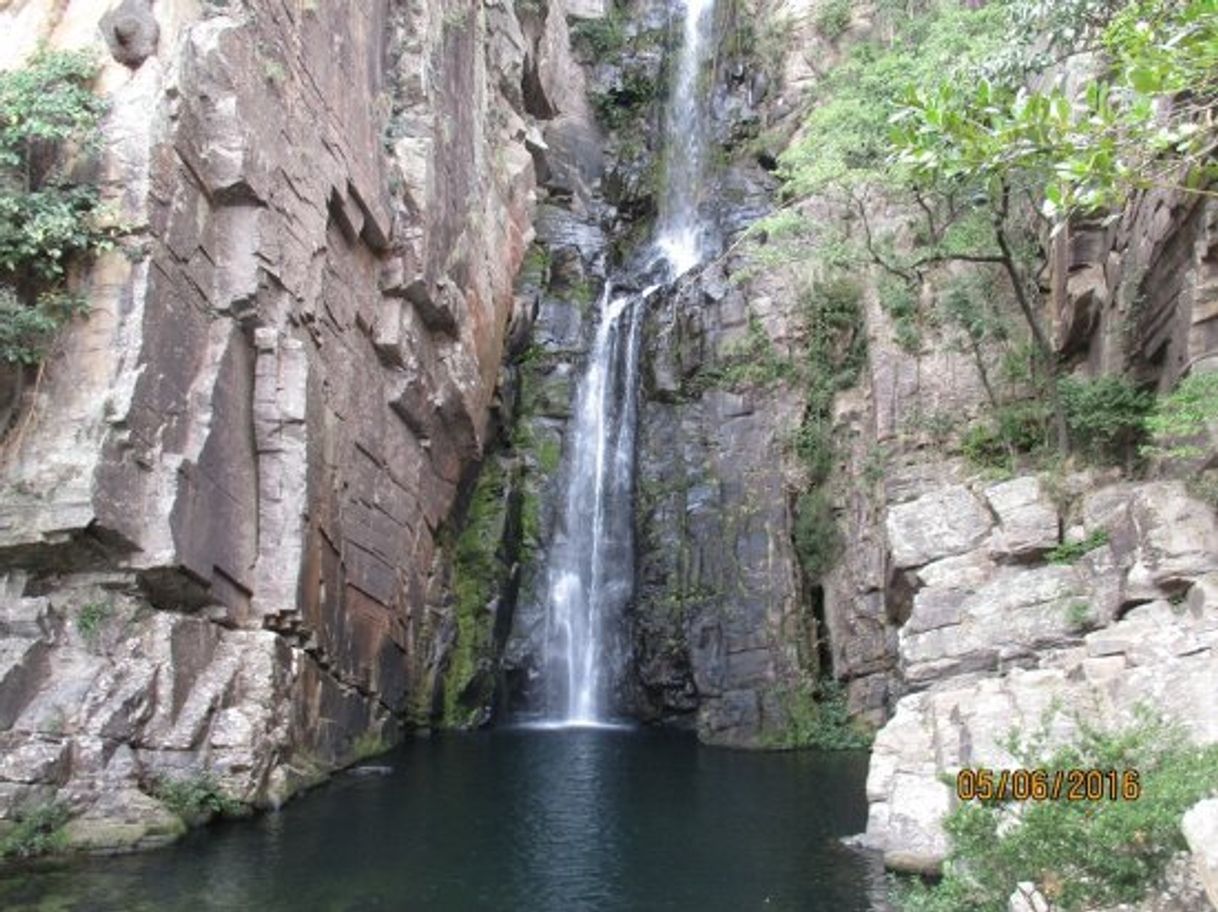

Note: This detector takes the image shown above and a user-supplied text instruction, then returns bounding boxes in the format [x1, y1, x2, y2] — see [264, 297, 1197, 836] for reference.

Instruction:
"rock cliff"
[0, 0, 589, 850]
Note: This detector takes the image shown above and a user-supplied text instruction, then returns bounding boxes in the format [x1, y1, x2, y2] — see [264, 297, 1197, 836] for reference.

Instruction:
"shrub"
[151, 773, 240, 826]
[766, 677, 873, 750]
[895, 712, 1218, 912]
[1059, 375, 1153, 466]
[815, 0, 852, 40]
[76, 600, 113, 645]
[1046, 528, 1109, 564]
[1143, 370, 1218, 460]
[962, 401, 1052, 471]
[793, 489, 840, 580]
[0, 801, 70, 859]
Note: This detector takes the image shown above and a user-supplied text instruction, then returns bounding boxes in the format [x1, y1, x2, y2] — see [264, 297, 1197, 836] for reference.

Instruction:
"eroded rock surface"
[0, 0, 588, 849]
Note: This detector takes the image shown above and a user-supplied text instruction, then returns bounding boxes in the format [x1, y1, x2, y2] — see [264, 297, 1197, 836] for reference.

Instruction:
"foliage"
[878, 274, 920, 353]
[962, 374, 1152, 471]
[698, 313, 794, 391]
[890, 0, 1218, 224]
[793, 489, 840, 582]
[895, 712, 1218, 912]
[0, 287, 88, 365]
[1143, 370, 1218, 460]
[1046, 528, 1110, 564]
[1059, 375, 1153, 466]
[766, 677, 873, 751]
[961, 400, 1053, 472]
[151, 773, 240, 826]
[0, 802, 69, 859]
[779, 1, 1009, 194]
[1064, 600, 1094, 632]
[0, 48, 114, 366]
[590, 67, 659, 131]
[815, 0, 851, 40]
[570, 9, 627, 56]
[75, 600, 113, 644]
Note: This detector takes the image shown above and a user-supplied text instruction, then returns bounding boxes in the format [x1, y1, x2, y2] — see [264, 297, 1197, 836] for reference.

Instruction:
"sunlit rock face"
[0, 0, 589, 849]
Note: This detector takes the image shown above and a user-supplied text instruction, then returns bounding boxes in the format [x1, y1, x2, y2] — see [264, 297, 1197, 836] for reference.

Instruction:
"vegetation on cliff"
[898, 712, 1218, 912]
[0, 48, 116, 366]
[775, 0, 1218, 455]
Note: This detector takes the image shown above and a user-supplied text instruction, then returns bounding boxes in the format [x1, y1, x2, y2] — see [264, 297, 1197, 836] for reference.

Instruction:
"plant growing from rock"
[1143, 371, 1218, 461]
[150, 773, 240, 826]
[1046, 528, 1109, 564]
[75, 600, 113, 646]
[0, 47, 117, 367]
[0, 801, 70, 859]
[764, 677, 872, 751]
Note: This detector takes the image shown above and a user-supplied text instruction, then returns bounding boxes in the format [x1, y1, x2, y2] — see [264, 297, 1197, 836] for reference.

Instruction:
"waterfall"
[541, 0, 715, 724]
[543, 289, 643, 724]
[655, 0, 717, 277]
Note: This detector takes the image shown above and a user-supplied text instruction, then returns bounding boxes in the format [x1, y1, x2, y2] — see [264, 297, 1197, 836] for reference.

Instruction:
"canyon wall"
[0, 0, 590, 850]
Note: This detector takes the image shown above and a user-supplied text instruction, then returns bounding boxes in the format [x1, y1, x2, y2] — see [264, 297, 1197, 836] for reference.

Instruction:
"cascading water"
[655, 0, 717, 275]
[541, 0, 715, 724]
[543, 288, 644, 724]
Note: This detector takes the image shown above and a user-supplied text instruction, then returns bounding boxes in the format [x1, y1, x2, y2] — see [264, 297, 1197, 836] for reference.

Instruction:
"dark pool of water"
[0, 728, 883, 911]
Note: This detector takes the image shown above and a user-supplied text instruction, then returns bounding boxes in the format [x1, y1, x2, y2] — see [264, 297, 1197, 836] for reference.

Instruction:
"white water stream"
[543, 0, 715, 724]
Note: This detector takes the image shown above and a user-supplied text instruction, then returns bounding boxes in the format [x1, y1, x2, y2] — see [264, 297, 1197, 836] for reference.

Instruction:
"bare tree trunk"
[993, 185, 1070, 454]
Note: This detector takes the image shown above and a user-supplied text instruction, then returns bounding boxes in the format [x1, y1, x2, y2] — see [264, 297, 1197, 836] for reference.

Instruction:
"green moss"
[441, 460, 508, 728]
[537, 436, 562, 475]
[351, 730, 388, 761]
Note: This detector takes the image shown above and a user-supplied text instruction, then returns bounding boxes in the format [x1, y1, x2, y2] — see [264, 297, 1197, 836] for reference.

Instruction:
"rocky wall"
[0, 0, 589, 850]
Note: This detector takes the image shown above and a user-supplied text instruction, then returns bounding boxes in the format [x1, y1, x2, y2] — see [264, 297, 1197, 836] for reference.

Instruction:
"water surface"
[0, 729, 881, 911]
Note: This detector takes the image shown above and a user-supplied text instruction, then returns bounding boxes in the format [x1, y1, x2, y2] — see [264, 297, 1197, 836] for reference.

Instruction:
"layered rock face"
[632, 262, 811, 746]
[837, 175, 1218, 884]
[0, 0, 587, 849]
[865, 476, 1218, 873]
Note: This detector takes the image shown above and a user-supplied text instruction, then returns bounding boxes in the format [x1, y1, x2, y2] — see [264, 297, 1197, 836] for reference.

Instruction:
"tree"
[0, 47, 114, 366]
[884, 0, 1218, 452]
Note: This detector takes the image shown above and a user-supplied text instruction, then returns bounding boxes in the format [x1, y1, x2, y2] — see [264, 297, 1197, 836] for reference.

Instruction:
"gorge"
[1, 0, 1218, 910]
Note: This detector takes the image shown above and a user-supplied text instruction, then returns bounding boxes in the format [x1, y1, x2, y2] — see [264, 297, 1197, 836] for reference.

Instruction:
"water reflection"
[0, 730, 885, 911]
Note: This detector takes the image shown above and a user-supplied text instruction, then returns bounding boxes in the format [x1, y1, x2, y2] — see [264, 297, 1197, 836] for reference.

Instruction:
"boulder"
[1182, 799, 1218, 910]
[100, 0, 159, 68]
[1127, 483, 1218, 600]
[887, 485, 993, 570]
[985, 476, 1059, 560]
